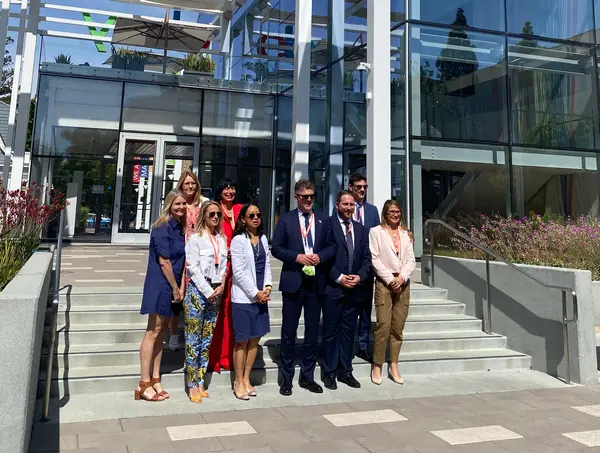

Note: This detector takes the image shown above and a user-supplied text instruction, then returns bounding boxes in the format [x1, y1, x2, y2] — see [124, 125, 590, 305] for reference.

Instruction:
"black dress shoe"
[298, 376, 324, 393]
[279, 381, 293, 396]
[323, 375, 337, 390]
[357, 349, 372, 363]
[338, 373, 361, 388]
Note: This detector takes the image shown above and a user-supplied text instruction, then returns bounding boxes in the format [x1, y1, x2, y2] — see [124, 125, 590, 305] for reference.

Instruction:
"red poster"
[132, 164, 140, 183]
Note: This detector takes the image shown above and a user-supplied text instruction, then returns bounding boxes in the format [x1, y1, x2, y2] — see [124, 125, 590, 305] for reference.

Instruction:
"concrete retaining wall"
[422, 256, 597, 385]
[0, 250, 53, 453]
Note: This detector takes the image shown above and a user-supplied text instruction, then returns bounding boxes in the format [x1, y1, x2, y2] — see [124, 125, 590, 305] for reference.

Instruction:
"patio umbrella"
[111, 16, 213, 54]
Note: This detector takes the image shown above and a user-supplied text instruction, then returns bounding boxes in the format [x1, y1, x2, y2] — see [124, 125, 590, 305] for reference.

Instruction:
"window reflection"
[508, 38, 596, 150]
[410, 0, 504, 32]
[411, 25, 508, 143]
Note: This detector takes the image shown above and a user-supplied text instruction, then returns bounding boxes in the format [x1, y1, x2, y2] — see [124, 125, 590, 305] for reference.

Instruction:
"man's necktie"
[343, 220, 354, 271]
[303, 212, 314, 249]
[355, 203, 362, 224]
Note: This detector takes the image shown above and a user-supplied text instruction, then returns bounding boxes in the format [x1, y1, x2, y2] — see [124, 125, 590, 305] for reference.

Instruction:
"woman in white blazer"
[368, 199, 416, 386]
[230, 203, 272, 400]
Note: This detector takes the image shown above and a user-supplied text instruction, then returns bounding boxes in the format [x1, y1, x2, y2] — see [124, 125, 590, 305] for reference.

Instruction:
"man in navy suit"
[348, 173, 380, 363]
[322, 190, 372, 390]
[272, 179, 334, 396]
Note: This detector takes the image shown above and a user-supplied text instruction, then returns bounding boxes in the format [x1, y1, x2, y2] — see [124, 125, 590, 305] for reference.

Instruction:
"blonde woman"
[136, 189, 186, 402]
[368, 200, 416, 386]
[184, 201, 228, 403]
[168, 171, 209, 351]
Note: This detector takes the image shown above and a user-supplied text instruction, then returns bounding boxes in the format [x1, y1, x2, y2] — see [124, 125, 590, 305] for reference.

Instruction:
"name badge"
[304, 246, 313, 255]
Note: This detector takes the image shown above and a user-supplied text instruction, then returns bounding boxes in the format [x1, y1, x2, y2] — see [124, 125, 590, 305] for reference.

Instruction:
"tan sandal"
[201, 390, 209, 398]
[233, 383, 250, 401]
[151, 377, 170, 399]
[134, 380, 165, 402]
[246, 386, 257, 397]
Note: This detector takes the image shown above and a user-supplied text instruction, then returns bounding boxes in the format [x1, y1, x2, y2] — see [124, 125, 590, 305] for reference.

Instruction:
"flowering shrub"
[431, 213, 600, 280]
[0, 184, 67, 289]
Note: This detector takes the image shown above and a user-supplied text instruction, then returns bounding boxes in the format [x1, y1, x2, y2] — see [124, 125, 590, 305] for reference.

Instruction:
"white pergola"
[0, 0, 395, 218]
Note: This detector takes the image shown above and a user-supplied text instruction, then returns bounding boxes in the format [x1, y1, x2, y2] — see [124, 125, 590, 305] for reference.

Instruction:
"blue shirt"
[147, 218, 186, 288]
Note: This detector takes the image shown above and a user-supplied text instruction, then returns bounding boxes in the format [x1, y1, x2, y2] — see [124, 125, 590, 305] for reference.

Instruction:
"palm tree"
[54, 53, 72, 65]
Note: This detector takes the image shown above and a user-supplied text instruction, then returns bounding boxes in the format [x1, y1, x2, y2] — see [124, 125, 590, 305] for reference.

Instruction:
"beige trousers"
[373, 278, 410, 365]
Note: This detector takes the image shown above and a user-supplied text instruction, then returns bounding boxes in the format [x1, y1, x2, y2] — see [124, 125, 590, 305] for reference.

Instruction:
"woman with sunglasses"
[183, 201, 228, 403]
[230, 203, 272, 400]
[168, 171, 209, 352]
[368, 200, 416, 386]
[208, 178, 243, 372]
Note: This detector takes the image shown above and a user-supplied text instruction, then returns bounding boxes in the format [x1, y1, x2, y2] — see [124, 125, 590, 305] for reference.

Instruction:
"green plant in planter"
[54, 53, 72, 64]
[344, 70, 357, 89]
[182, 53, 216, 73]
[111, 47, 148, 71]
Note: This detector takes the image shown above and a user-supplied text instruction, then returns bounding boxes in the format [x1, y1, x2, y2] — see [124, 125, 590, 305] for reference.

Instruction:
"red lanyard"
[208, 233, 220, 265]
[300, 213, 314, 245]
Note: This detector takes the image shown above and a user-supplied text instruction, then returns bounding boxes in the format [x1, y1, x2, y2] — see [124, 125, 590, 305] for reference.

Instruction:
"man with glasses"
[348, 173, 380, 363]
[272, 179, 334, 396]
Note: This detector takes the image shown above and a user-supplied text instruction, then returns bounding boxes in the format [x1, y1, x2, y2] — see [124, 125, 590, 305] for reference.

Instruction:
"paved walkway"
[31, 379, 600, 453]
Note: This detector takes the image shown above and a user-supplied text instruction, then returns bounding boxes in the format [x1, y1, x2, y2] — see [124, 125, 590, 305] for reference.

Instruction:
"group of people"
[134, 171, 416, 403]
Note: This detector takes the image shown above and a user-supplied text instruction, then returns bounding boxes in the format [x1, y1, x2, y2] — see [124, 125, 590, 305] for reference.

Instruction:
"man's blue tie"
[303, 212, 314, 249]
[355, 203, 362, 224]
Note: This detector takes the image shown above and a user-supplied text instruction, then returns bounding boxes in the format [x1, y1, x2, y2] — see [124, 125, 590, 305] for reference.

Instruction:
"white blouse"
[185, 231, 228, 299]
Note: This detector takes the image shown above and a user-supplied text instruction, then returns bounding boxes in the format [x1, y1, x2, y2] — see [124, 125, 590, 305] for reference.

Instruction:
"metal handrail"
[41, 209, 66, 422]
[424, 218, 579, 385]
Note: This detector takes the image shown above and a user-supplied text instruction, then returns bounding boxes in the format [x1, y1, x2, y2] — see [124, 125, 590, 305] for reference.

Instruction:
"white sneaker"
[168, 335, 179, 351]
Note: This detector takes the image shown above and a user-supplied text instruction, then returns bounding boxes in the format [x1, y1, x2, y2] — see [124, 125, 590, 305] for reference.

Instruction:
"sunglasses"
[387, 211, 402, 216]
[208, 211, 223, 219]
[296, 194, 316, 201]
[247, 213, 262, 220]
[352, 184, 368, 190]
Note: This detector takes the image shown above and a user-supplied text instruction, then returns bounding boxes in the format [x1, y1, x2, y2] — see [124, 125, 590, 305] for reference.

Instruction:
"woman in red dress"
[208, 178, 243, 371]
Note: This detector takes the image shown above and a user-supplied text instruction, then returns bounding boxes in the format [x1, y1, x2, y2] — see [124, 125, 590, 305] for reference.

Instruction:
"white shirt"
[297, 209, 316, 253]
[335, 214, 355, 283]
[185, 231, 228, 299]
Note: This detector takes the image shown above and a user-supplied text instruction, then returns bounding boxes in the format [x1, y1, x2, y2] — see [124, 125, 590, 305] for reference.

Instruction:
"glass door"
[112, 133, 163, 244]
[159, 136, 200, 205]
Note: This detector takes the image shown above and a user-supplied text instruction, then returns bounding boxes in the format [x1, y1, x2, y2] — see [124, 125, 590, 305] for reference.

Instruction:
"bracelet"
[264, 285, 272, 289]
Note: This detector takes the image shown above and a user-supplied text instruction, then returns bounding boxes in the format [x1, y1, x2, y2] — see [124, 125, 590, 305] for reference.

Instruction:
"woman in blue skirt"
[184, 201, 228, 403]
[135, 189, 186, 402]
[230, 203, 272, 400]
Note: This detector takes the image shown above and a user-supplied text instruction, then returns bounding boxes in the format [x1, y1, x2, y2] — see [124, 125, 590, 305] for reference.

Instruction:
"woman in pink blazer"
[368, 200, 416, 385]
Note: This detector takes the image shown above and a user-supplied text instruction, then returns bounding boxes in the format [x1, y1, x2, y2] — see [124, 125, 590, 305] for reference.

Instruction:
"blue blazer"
[325, 215, 372, 299]
[361, 201, 381, 231]
[271, 209, 334, 295]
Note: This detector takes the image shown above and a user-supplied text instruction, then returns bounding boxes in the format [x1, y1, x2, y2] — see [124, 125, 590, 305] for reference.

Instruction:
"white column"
[2, 0, 26, 187]
[8, 0, 40, 190]
[290, 0, 312, 204]
[0, 0, 10, 77]
[220, 11, 232, 80]
[326, 0, 344, 213]
[366, 0, 392, 211]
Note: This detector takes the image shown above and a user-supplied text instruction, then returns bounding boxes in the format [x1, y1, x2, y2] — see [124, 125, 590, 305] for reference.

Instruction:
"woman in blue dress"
[230, 203, 272, 400]
[135, 189, 187, 402]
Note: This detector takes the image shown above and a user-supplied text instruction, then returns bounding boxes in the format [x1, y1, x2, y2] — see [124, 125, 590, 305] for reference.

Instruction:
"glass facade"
[403, 0, 600, 254]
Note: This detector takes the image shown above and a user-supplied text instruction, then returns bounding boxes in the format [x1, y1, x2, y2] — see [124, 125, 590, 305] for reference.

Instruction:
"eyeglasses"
[247, 213, 262, 220]
[296, 194, 316, 201]
[352, 184, 368, 190]
[387, 210, 401, 216]
[208, 211, 223, 219]
[182, 182, 197, 187]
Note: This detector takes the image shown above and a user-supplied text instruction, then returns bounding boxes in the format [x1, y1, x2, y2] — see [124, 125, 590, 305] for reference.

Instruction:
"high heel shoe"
[134, 380, 165, 402]
[151, 377, 170, 399]
[388, 371, 404, 385]
[370, 369, 382, 385]
[233, 383, 250, 401]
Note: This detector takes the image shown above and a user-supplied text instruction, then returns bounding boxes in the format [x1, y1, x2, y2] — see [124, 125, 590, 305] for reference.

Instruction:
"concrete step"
[49, 331, 507, 368]
[57, 285, 448, 307]
[55, 315, 482, 343]
[43, 348, 531, 397]
[55, 299, 465, 324]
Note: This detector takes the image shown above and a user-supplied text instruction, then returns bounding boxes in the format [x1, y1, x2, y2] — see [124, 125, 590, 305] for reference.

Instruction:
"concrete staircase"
[42, 263, 531, 398]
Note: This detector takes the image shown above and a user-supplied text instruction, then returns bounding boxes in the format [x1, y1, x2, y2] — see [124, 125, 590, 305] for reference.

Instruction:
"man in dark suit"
[322, 190, 372, 390]
[348, 173, 380, 363]
[272, 179, 334, 396]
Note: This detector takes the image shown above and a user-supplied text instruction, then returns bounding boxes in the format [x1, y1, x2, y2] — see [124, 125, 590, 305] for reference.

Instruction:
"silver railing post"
[42, 209, 65, 422]
[562, 290, 571, 385]
[485, 254, 492, 334]
[429, 222, 435, 287]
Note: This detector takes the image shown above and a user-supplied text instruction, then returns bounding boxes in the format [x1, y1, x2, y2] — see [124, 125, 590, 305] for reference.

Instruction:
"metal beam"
[290, 0, 312, 195]
[366, 0, 391, 210]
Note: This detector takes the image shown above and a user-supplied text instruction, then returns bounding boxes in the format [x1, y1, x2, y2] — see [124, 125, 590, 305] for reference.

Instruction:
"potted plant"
[111, 47, 147, 71]
[54, 53, 72, 65]
[180, 53, 216, 77]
